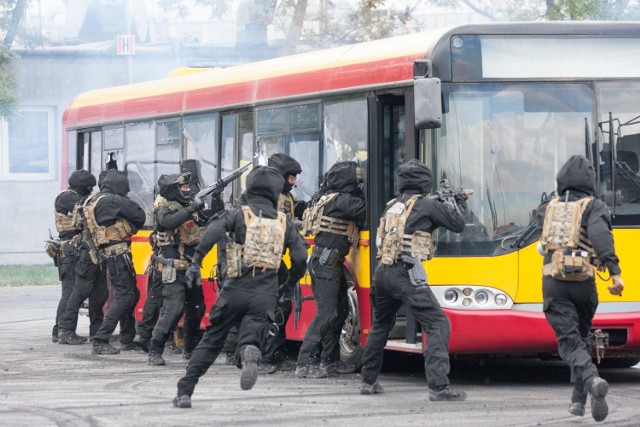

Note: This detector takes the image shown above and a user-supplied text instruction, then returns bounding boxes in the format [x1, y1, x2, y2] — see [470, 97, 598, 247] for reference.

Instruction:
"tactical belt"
[156, 258, 191, 271]
[102, 242, 130, 257]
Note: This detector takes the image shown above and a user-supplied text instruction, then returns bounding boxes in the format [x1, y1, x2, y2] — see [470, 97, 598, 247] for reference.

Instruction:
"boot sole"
[591, 379, 609, 422]
[240, 346, 261, 390]
[429, 393, 467, 401]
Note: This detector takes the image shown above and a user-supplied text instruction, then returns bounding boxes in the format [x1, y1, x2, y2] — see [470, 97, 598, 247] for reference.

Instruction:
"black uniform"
[537, 155, 621, 421]
[51, 170, 96, 342]
[360, 160, 467, 401]
[91, 170, 146, 353]
[174, 166, 308, 407]
[59, 171, 112, 344]
[147, 172, 211, 365]
[295, 161, 366, 377]
[262, 153, 307, 364]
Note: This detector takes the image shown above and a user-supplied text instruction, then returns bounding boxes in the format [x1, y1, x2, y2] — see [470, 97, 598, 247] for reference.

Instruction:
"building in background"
[0, 0, 484, 264]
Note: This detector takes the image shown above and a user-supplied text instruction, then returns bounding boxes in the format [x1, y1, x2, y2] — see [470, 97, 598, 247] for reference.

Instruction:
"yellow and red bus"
[62, 22, 640, 367]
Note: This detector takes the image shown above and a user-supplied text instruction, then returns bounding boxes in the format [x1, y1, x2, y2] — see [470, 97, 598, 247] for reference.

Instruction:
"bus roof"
[63, 21, 640, 129]
[63, 28, 447, 129]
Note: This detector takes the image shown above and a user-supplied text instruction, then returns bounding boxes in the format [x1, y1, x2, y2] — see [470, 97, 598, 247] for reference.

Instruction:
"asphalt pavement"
[1, 285, 639, 426]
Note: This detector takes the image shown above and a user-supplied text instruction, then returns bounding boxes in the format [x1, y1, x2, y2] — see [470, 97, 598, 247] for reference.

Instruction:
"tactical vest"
[301, 192, 358, 244]
[54, 190, 81, 233]
[377, 195, 433, 265]
[82, 194, 134, 248]
[540, 196, 596, 281]
[225, 206, 286, 278]
[277, 193, 295, 221]
[152, 196, 205, 262]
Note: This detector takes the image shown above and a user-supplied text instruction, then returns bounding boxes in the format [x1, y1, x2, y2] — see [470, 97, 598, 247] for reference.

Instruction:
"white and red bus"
[63, 22, 640, 367]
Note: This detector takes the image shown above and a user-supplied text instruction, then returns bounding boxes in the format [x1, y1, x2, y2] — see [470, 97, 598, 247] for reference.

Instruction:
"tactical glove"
[185, 264, 202, 289]
[608, 274, 624, 297]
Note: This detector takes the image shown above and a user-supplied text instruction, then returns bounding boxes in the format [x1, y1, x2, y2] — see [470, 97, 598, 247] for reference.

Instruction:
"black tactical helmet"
[397, 159, 433, 194]
[158, 172, 193, 205]
[268, 153, 302, 193]
[68, 169, 96, 196]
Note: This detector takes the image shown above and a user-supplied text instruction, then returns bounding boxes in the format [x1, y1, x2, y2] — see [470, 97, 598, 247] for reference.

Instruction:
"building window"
[1, 107, 55, 180]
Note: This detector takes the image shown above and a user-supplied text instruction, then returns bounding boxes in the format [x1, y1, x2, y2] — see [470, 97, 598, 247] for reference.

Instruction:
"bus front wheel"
[340, 284, 364, 369]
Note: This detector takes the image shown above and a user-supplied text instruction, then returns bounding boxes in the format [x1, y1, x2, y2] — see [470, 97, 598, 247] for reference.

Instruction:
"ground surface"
[1, 285, 640, 426]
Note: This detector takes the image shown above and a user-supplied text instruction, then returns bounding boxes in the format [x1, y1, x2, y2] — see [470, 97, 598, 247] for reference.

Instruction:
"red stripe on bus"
[64, 54, 421, 127]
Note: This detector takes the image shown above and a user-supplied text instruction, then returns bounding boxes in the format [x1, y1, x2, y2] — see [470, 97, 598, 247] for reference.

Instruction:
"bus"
[62, 22, 640, 368]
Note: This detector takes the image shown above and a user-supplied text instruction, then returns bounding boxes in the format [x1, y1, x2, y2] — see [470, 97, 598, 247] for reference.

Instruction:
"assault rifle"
[293, 282, 314, 329]
[193, 156, 257, 207]
[77, 198, 104, 266]
[45, 228, 61, 266]
[430, 179, 473, 214]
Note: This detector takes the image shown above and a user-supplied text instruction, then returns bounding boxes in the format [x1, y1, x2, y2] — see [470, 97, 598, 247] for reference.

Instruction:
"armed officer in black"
[537, 155, 623, 422]
[58, 171, 112, 345]
[146, 171, 213, 366]
[295, 161, 366, 378]
[48, 170, 96, 343]
[360, 160, 467, 401]
[88, 170, 146, 355]
[174, 166, 308, 408]
[261, 153, 308, 366]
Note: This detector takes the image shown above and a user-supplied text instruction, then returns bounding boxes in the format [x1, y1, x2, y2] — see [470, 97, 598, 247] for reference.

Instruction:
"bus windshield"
[433, 83, 594, 256]
[597, 82, 640, 224]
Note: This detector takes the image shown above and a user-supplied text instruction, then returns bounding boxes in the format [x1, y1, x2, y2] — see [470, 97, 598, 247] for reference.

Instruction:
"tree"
[0, 0, 28, 118]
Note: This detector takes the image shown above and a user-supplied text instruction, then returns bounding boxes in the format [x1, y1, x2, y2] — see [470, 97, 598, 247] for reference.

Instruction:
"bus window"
[125, 121, 155, 226]
[90, 131, 102, 179]
[156, 120, 182, 183]
[257, 103, 321, 201]
[238, 112, 254, 193]
[184, 113, 218, 187]
[221, 113, 236, 205]
[323, 98, 367, 168]
[597, 82, 640, 224]
[434, 83, 593, 256]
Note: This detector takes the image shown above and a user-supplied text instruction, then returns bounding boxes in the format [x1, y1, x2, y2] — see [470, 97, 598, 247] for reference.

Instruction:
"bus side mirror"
[414, 77, 442, 129]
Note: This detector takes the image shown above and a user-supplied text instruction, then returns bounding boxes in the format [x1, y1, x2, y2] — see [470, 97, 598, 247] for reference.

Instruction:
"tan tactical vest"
[54, 190, 81, 233]
[82, 194, 133, 248]
[301, 192, 358, 244]
[225, 206, 286, 278]
[540, 196, 596, 281]
[277, 193, 295, 221]
[377, 195, 433, 265]
[152, 196, 205, 260]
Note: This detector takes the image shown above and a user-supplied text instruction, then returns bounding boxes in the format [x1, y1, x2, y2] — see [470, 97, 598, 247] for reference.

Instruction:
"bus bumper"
[446, 308, 640, 357]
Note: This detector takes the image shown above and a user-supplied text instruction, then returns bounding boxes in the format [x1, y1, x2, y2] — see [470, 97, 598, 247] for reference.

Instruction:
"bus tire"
[598, 357, 640, 368]
[340, 283, 364, 370]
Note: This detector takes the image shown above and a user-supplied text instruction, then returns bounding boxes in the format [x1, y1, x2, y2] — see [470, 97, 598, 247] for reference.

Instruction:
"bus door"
[368, 91, 421, 346]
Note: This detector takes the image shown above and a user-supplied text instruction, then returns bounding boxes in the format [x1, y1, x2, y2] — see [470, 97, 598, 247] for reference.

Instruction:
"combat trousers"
[177, 285, 276, 397]
[361, 263, 452, 389]
[262, 264, 292, 362]
[149, 271, 205, 355]
[93, 253, 138, 344]
[136, 268, 164, 341]
[60, 247, 109, 337]
[54, 241, 77, 332]
[543, 276, 599, 403]
[296, 255, 349, 366]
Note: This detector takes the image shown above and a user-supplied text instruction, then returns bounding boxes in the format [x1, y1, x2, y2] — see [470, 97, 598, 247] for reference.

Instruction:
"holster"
[401, 254, 427, 287]
[313, 246, 340, 267]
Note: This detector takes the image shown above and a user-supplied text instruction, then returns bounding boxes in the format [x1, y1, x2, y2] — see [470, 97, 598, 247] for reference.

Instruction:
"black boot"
[59, 330, 88, 345]
[149, 352, 166, 366]
[133, 334, 149, 353]
[173, 395, 191, 408]
[52, 325, 59, 343]
[92, 340, 120, 355]
[240, 345, 261, 390]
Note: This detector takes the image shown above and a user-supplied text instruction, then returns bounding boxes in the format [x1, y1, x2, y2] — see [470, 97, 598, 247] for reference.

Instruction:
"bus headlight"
[495, 293, 508, 306]
[444, 289, 458, 303]
[431, 286, 514, 310]
[475, 290, 488, 305]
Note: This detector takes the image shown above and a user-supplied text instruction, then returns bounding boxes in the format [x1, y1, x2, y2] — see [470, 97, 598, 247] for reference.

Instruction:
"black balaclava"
[397, 159, 433, 195]
[100, 169, 130, 196]
[68, 170, 96, 197]
[326, 161, 358, 193]
[268, 153, 302, 194]
[556, 154, 596, 197]
[245, 166, 285, 208]
[180, 159, 202, 193]
[158, 173, 193, 205]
